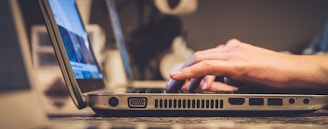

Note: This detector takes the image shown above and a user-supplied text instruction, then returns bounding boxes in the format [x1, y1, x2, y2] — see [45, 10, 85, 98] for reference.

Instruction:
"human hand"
[166, 39, 328, 93]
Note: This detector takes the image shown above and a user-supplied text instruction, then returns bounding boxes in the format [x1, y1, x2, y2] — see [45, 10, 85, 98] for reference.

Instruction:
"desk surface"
[48, 110, 328, 129]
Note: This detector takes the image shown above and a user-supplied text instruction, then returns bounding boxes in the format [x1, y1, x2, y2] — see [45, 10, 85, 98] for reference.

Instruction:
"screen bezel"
[39, 0, 105, 109]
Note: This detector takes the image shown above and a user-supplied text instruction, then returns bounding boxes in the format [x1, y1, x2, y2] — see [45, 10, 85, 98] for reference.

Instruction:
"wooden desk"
[48, 110, 328, 129]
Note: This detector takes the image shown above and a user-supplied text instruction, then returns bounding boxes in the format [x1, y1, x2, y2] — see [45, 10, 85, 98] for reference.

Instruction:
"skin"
[166, 39, 328, 94]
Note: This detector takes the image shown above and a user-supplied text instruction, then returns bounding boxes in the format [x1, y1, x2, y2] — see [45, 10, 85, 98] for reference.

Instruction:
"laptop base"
[92, 109, 316, 117]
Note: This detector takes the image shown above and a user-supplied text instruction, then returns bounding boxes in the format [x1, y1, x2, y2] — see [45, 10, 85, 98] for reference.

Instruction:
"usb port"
[249, 98, 264, 105]
[268, 98, 283, 106]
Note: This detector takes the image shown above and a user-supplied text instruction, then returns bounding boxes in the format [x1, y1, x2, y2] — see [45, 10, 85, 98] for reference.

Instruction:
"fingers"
[170, 60, 231, 80]
[186, 77, 203, 92]
[166, 53, 230, 92]
[183, 75, 215, 92]
[199, 75, 216, 90]
[165, 79, 186, 92]
[181, 79, 238, 93]
[183, 45, 233, 67]
[166, 61, 234, 93]
[171, 39, 243, 79]
[177, 75, 238, 93]
[166, 39, 244, 93]
[206, 82, 239, 92]
[199, 76, 238, 92]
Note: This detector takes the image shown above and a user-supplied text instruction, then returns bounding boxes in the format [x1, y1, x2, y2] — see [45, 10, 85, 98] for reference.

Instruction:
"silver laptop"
[39, 0, 328, 116]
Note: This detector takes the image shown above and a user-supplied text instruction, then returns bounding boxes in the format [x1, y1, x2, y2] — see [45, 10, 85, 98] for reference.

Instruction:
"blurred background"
[21, 0, 328, 79]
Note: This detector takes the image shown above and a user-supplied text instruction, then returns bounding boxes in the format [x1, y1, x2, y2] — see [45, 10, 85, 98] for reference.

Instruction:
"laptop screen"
[48, 0, 103, 79]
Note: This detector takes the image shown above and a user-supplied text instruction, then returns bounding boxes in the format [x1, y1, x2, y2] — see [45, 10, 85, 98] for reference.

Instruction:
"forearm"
[288, 55, 328, 93]
[308, 55, 328, 90]
[239, 54, 328, 93]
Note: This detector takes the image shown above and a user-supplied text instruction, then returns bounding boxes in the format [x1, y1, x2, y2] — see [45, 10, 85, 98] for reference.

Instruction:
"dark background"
[112, 0, 328, 53]
[20, 0, 328, 53]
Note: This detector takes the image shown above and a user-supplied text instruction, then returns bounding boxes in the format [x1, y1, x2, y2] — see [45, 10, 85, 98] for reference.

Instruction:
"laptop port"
[249, 98, 264, 105]
[268, 98, 283, 106]
[303, 98, 310, 105]
[228, 98, 245, 105]
[289, 98, 295, 104]
[128, 97, 147, 108]
[108, 97, 119, 107]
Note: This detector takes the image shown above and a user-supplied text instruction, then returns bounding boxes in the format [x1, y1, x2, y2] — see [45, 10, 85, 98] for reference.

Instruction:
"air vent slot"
[154, 99, 223, 109]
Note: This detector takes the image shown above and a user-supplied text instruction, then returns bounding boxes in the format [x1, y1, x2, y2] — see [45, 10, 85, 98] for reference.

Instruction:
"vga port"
[128, 97, 148, 108]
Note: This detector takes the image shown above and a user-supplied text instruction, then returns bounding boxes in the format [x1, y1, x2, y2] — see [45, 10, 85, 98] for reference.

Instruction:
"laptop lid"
[106, 0, 134, 83]
[0, 0, 47, 128]
[39, 0, 105, 109]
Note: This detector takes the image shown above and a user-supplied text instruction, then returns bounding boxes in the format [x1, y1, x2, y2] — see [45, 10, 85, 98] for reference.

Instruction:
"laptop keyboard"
[127, 88, 233, 94]
[127, 88, 167, 93]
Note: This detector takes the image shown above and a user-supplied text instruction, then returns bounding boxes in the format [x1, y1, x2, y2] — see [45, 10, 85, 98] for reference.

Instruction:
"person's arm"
[166, 39, 328, 94]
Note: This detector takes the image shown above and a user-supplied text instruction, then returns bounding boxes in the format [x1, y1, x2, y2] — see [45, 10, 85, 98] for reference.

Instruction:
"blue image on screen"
[49, 0, 103, 79]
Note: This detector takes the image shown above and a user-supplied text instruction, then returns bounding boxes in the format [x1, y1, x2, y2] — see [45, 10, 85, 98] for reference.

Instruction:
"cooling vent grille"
[154, 99, 223, 109]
